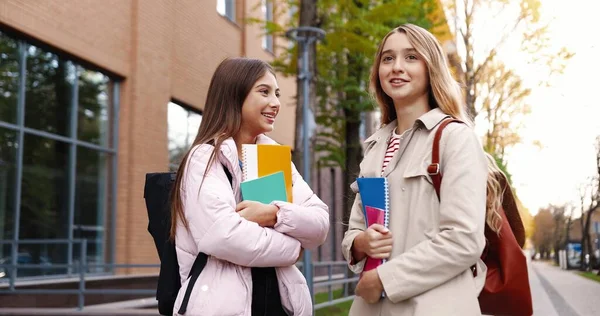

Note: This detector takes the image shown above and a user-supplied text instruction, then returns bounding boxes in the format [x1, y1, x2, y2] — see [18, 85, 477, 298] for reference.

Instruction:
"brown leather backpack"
[427, 118, 533, 316]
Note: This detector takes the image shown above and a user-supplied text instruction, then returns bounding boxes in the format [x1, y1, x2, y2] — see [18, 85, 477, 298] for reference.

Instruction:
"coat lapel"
[360, 122, 396, 178]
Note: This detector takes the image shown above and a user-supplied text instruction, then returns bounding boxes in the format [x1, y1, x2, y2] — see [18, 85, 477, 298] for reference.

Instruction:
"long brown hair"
[169, 57, 275, 239]
[369, 24, 471, 126]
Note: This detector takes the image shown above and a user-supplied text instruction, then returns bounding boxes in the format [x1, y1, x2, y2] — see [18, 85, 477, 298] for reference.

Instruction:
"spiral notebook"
[240, 171, 288, 204]
[241, 144, 293, 203]
[357, 177, 390, 273]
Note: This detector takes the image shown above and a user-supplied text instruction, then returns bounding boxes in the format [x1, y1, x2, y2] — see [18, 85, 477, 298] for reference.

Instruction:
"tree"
[514, 195, 534, 241]
[289, 0, 319, 171]
[579, 136, 600, 272]
[443, 0, 573, 159]
[532, 209, 554, 259]
[256, 0, 443, 224]
[480, 59, 531, 162]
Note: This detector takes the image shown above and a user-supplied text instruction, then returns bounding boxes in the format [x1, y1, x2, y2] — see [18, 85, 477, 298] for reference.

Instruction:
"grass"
[314, 288, 353, 316]
[577, 271, 600, 283]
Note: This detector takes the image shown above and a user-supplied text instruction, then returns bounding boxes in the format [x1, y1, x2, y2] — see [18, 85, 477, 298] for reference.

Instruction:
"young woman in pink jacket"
[341, 24, 489, 315]
[169, 57, 330, 316]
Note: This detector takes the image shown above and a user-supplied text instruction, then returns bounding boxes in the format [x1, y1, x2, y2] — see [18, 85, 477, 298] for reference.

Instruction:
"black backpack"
[144, 167, 232, 315]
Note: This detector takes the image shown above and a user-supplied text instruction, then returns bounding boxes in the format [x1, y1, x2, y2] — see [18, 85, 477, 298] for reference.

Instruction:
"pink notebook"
[363, 205, 386, 273]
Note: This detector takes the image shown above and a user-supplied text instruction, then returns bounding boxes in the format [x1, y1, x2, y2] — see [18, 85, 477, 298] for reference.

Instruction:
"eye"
[382, 56, 394, 62]
[406, 54, 418, 60]
[260, 89, 269, 96]
[275, 92, 281, 98]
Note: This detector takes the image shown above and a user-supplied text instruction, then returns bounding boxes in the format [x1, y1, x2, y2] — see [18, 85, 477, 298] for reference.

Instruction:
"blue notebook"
[356, 177, 390, 229]
[357, 177, 391, 299]
[240, 171, 288, 204]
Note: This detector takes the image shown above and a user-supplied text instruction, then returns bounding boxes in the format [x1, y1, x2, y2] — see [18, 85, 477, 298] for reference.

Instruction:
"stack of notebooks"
[356, 177, 391, 273]
[240, 144, 293, 204]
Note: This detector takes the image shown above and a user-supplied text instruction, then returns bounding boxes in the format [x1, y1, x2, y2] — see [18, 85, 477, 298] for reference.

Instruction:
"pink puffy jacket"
[173, 135, 330, 315]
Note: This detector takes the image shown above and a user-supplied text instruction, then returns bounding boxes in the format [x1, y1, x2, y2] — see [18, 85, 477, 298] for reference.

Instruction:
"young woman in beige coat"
[341, 24, 489, 315]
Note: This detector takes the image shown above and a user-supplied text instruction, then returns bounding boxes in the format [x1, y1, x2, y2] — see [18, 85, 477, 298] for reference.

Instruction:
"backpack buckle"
[427, 163, 440, 175]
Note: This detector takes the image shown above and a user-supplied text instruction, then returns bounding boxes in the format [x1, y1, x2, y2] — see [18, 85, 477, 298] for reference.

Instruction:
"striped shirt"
[381, 129, 402, 175]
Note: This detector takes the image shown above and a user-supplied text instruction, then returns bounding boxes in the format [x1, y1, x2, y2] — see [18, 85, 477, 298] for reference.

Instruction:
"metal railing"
[0, 239, 357, 312]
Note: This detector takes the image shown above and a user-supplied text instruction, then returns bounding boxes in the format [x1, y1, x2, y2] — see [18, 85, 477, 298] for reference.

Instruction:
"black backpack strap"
[223, 165, 233, 185]
[177, 254, 208, 314]
[177, 164, 234, 315]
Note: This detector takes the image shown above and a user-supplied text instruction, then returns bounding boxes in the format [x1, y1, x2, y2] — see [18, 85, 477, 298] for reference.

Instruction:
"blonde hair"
[485, 153, 505, 234]
[370, 24, 472, 126]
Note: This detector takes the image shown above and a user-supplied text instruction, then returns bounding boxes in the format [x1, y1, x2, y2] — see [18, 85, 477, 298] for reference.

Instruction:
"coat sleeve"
[340, 181, 368, 274]
[182, 146, 301, 267]
[271, 163, 330, 250]
[377, 125, 487, 303]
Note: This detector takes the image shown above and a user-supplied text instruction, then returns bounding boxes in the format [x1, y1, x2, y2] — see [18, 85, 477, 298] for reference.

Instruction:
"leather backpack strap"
[427, 118, 477, 277]
[427, 118, 464, 200]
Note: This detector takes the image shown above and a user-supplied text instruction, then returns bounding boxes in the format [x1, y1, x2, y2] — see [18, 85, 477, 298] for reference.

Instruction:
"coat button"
[201, 285, 208, 291]
[402, 187, 406, 191]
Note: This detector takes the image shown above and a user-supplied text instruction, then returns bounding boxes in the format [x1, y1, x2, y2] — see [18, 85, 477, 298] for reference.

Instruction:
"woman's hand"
[351, 224, 393, 262]
[236, 201, 279, 227]
[355, 269, 385, 303]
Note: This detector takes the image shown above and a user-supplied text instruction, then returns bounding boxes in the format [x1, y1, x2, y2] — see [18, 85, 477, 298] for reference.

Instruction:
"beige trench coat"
[341, 108, 488, 316]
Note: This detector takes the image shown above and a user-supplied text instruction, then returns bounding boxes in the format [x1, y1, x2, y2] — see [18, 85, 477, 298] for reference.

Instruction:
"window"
[262, 0, 274, 53]
[0, 29, 118, 281]
[167, 102, 202, 171]
[217, 0, 236, 22]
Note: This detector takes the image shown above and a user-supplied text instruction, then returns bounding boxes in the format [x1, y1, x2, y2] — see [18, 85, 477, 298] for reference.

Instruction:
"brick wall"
[0, 0, 300, 273]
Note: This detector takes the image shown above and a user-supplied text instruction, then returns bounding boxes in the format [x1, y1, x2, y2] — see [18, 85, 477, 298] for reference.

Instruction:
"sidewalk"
[528, 258, 560, 316]
[530, 259, 600, 316]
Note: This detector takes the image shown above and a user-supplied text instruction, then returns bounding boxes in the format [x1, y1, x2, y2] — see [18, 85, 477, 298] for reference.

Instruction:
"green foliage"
[254, 0, 442, 169]
[489, 151, 513, 186]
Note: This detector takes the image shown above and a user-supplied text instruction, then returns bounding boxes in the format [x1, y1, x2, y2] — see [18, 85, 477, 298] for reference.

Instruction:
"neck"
[233, 131, 258, 158]
[393, 94, 431, 133]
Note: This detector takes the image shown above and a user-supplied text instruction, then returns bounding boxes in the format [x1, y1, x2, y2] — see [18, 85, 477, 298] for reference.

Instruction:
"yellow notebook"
[242, 144, 293, 203]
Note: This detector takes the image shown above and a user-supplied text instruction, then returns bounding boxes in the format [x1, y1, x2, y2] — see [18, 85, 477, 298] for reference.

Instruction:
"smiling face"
[239, 71, 281, 138]
[378, 32, 430, 108]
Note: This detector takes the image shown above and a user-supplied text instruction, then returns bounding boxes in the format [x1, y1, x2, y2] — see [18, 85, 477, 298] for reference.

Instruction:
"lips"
[390, 78, 409, 84]
[261, 112, 277, 124]
[261, 112, 276, 119]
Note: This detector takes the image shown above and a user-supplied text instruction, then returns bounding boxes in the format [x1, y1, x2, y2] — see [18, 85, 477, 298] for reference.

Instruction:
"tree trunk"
[292, 0, 318, 172]
[580, 211, 589, 271]
[582, 208, 598, 271]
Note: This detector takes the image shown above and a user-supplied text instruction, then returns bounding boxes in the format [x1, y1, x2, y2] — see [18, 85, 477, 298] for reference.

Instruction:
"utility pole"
[285, 26, 325, 303]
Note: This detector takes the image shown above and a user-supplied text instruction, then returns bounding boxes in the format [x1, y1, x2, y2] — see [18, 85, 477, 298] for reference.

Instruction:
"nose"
[392, 58, 405, 73]
[270, 97, 281, 111]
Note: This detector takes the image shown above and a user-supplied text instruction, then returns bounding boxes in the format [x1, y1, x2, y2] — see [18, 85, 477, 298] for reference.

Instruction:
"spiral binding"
[241, 146, 248, 181]
[382, 177, 390, 269]
[383, 177, 390, 229]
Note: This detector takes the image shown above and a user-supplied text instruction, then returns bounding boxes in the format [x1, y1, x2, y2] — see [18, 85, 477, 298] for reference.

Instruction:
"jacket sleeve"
[271, 163, 330, 250]
[182, 146, 301, 267]
[340, 181, 368, 274]
[377, 125, 487, 303]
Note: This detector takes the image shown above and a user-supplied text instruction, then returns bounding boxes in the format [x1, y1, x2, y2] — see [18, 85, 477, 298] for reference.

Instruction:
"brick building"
[0, 0, 301, 284]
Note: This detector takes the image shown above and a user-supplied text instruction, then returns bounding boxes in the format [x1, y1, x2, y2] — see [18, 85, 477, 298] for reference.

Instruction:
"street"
[530, 259, 600, 316]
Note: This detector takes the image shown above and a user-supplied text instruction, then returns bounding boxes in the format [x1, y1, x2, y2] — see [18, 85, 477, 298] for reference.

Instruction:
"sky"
[474, 0, 600, 216]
